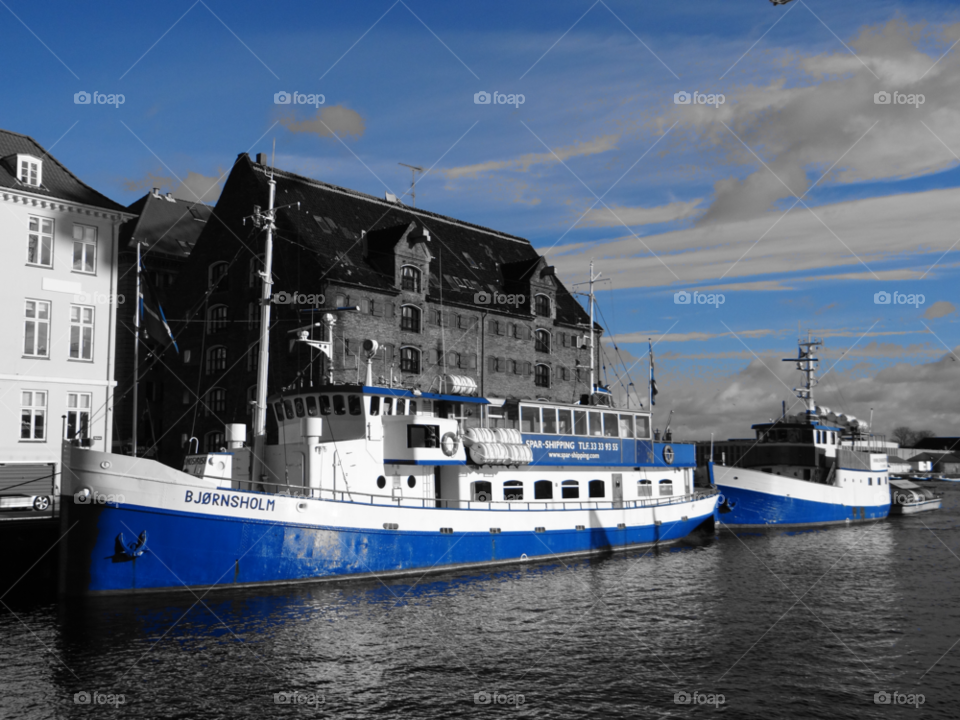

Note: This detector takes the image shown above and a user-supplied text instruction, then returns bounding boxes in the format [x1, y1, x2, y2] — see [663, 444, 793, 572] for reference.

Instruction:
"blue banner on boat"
[521, 435, 692, 467]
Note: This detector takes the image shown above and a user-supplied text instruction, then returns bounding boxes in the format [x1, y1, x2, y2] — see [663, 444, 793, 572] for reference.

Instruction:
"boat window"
[383, 397, 393, 415]
[306, 396, 318, 416]
[868, 477, 872, 485]
[472, 481, 492, 502]
[638, 479, 653, 497]
[561, 479, 579, 499]
[332, 395, 346, 415]
[558, 409, 573, 434]
[588, 411, 602, 437]
[503, 481, 523, 501]
[283, 399, 295, 419]
[369, 397, 380, 416]
[294, 397, 305, 418]
[319, 395, 331, 415]
[396, 399, 406, 415]
[273, 402, 284, 423]
[376, 476, 386, 489]
[659, 479, 674, 496]
[521, 406, 541, 433]
[408, 475, 416, 488]
[407, 424, 439, 448]
[588, 479, 605, 498]
[635, 415, 651, 439]
[603, 413, 619, 438]
[348, 395, 362, 415]
[620, 415, 634, 438]
[543, 408, 558, 434]
[409, 400, 417, 415]
[574, 410, 587, 436]
[534, 480, 553, 500]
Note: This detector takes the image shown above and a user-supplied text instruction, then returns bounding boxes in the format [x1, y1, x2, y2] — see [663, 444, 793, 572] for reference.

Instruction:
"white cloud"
[581, 199, 702, 227]
[442, 134, 619, 180]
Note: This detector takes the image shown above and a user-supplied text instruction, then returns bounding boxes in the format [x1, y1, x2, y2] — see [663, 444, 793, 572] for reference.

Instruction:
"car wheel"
[32, 496, 50, 511]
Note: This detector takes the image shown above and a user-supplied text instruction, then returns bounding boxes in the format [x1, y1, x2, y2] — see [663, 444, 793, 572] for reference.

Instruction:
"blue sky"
[4, 0, 959, 439]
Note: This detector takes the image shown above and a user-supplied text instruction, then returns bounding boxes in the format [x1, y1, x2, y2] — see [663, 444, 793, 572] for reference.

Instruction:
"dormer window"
[401, 265, 421, 293]
[17, 154, 42, 187]
[534, 294, 551, 318]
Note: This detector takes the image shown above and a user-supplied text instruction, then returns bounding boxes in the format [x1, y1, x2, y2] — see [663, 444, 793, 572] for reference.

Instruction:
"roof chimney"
[256, 153, 268, 166]
[164, 193, 176, 202]
[150, 187, 161, 198]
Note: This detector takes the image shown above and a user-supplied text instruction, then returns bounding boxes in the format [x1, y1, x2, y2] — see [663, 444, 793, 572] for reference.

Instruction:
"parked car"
[0, 494, 51, 512]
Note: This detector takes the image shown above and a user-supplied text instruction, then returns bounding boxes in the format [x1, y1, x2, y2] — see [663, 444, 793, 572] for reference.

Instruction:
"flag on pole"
[649, 339, 659, 406]
[139, 261, 178, 353]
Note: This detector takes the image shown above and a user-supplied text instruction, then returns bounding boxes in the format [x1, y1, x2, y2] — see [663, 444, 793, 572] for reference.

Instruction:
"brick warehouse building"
[153, 152, 601, 466]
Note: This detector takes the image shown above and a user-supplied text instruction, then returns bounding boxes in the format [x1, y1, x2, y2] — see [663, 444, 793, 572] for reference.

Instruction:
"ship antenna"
[783, 332, 822, 424]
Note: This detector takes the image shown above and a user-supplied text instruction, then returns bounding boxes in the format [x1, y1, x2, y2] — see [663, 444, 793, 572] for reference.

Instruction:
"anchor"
[117, 531, 148, 558]
[717, 495, 737, 514]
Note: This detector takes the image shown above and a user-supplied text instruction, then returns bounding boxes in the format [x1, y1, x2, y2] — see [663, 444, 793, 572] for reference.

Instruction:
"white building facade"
[0, 130, 133, 503]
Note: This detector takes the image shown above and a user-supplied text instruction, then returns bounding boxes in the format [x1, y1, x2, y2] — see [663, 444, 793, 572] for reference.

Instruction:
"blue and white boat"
[58, 178, 718, 596]
[710, 338, 891, 528]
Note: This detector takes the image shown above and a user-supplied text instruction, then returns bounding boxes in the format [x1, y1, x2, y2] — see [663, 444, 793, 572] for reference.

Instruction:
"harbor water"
[1, 482, 958, 719]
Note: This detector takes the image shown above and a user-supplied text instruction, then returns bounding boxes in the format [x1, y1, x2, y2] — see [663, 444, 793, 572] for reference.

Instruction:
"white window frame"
[72, 224, 97, 274]
[400, 265, 422, 293]
[69, 304, 95, 361]
[24, 299, 51, 358]
[400, 346, 420, 374]
[65, 392, 92, 441]
[17, 154, 42, 187]
[400, 304, 422, 333]
[535, 363, 551, 388]
[27, 215, 54, 268]
[21, 390, 47, 441]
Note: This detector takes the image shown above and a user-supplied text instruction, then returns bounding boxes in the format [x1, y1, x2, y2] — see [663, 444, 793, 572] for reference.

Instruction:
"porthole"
[377, 476, 386, 489]
[407, 475, 416, 489]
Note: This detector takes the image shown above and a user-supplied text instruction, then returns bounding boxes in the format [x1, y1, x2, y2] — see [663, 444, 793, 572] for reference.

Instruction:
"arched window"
[400, 346, 420, 373]
[472, 481, 492, 502]
[535, 364, 551, 388]
[659, 479, 674, 496]
[588, 479, 605, 498]
[400, 265, 421, 293]
[400, 305, 421, 333]
[535, 329, 551, 353]
[561, 479, 579, 499]
[208, 261, 228, 290]
[534, 480, 553, 500]
[637, 479, 653, 497]
[503, 480, 523, 501]
[206, 346, 227, 375]
[204, 430, 224, 452]
[207, 305, 228, 334]
[534, 294, 551, 317]
[205, 387, 226, 416]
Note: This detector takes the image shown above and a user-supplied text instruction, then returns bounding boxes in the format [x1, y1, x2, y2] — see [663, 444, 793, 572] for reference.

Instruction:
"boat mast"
[133, 240, 141, 456]
[250, 171, 277, 485]
[783, 332, 822, 424]
[589, 259, 595, 395]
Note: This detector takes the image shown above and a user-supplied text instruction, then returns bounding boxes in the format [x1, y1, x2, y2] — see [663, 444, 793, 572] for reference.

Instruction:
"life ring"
[663, 445, 674, 464]
[441, 432, 459, 457]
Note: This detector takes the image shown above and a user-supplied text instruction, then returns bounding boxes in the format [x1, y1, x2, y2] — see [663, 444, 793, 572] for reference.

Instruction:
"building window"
[72, 224, 97, 274]
[401, 265, 421, 292]
[535, 294, 551, 317]
[535, 364, 550, 388]
[69, 305, 94, 361]
[535, 329, 551, 353]
[27, 216, 53, 267]
[19, 156, 42, 186]
[205, 387, 226, 416]
[400, 346, 420, 373]
[20, 391, 46, 441]
[24, 300, 51, 357]
[206, 346, 227, 375]
[208, 261, 229, 290]
[207, 305, 228, 333]
[65, 392, 91, 441]
[400, 305, 421, 333]
[204, 431, 224, 452]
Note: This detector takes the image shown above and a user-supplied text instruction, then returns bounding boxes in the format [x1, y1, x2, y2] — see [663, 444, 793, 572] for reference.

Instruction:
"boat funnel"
[225, 423, 246, 449]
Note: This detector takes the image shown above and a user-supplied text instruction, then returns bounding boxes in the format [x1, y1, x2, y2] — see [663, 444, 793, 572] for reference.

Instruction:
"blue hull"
[60, 501, 715, 595]
[717, 484, 890, 528]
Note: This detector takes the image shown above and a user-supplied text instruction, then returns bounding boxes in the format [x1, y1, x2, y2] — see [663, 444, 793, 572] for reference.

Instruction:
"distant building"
[152, 153, 601, 466]
[912, 437, 960, 452]
[0, 128, 133, 500]
[113, 189, 212, 454]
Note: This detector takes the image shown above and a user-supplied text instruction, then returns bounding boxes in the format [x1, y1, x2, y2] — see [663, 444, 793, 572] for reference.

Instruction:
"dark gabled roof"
[0, 128, 126, 212]
[120, 191, 213, 258]
[907, 451, 960, 463]
[242, 158, 590, 327]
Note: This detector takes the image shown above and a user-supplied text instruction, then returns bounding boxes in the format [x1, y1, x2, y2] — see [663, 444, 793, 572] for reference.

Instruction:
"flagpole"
[133, 241, 141, 457]
[648, 338, 652, 410]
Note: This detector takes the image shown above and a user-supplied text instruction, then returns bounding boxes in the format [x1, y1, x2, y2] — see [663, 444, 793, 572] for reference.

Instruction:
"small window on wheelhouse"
[558, 409, 573, 434]
[273, 402, 285, 423]
[283, 400, 295, 419]
[472, 481, 492, 502]
[333, 395, 346, 415]
[409, 400, 417, 415]
[619, 415, 634, 438]
[521, 406, 541, 433]
[294, 398, 305, 418]
[306, 396, 318, 416]
[635, 415, 651, 439]
[534, 480, 553, 500]
[574, 410, 587, 436]
[659, 479, 674, 496]
[503, 480, 523, 501]
[561, 480, 579, 499]
[383, 397, 393, 415]
[603, 413, 619, 437]
[370, 397, 380, 415]
[396, 399, 406, 415]
[348, 395, 362, 415]
[589, 411, 602, 436]
[319, 395, 331, 415]
[588, 480, 605, 498]
[542, 408, 558, 434]
[407, 424, 439, 448]
[638, 480, 653, 497]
